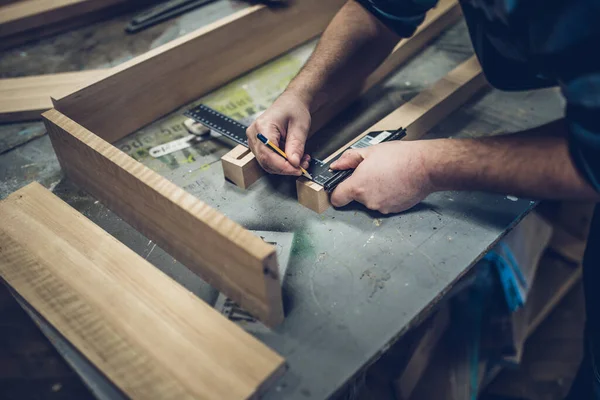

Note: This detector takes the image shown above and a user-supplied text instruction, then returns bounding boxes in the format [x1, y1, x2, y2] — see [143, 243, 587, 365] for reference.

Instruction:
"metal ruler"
[184, 104, 406, 191]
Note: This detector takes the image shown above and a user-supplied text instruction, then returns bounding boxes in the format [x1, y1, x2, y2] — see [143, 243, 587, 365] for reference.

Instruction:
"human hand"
[246, 92, 312, 175]
[329, 141, 436, 214]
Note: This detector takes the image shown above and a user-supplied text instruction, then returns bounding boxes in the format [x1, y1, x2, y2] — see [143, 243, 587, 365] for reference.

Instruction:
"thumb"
[330, 175, 358, 208]
[330, 149, 366, 170]
[284, 120, 308, 168]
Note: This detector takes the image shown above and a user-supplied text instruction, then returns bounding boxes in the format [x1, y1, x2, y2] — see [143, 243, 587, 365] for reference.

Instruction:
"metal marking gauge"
[184, 104, 407, 191]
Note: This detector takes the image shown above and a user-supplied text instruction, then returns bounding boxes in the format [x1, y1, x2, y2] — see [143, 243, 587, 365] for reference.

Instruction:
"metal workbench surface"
[0, 1, 564, 399]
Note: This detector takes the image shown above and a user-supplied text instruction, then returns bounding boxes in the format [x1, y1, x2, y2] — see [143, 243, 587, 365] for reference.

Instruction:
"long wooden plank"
[297, 56, 488, 213]
[0, 70, 109, 122]
[221, 0, 463, 189]
[0, 182, 286, 399]
[43, 109, 284, 327]
[0, 0, 132, 49]
[53, 0, 347, 144]
[0, 0, 126, 36]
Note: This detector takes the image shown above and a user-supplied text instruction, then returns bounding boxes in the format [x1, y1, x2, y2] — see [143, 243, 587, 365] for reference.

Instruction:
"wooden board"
[53, 0, 347, 144]
[297, 55, 488, 212]
[43, 109, 284, 327]
[221, 0, 463, 189]
[0, 0, 133, 49]
[0, 182, 286, 399]
[0, 70, 109, 123]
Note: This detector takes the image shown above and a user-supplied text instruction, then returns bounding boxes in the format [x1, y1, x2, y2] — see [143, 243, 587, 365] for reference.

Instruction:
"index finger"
[247, 124, 302, 176]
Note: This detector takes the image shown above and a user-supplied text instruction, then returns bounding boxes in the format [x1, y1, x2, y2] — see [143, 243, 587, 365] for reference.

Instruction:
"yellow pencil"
[257, 133, 312, 179]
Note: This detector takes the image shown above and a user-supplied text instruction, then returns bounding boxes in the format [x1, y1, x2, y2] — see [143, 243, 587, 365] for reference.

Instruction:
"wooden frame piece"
[52, 0, 346, 143]
[0, 0, 135, 50]
[297, 56, 487, 213]
[221, 0, 462, 189]
[0, 70, 109, 123]
[43, 0, 347, 327]
[0, 182, 286, 399]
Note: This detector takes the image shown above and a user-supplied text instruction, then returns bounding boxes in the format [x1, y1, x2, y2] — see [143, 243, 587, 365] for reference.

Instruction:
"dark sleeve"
[355, 0, 439, 37]
[563, 73, 600, 192]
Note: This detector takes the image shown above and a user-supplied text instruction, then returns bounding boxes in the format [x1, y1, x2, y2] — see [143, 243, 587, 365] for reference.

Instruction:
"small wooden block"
[221, 144, 265, 189]
[296, 177, 329, 214]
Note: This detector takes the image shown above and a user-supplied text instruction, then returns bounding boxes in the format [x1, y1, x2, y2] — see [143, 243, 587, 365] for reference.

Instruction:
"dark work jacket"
[357, 0, 600, 392]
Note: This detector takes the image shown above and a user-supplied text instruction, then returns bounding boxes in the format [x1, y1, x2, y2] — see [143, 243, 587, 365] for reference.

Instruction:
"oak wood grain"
[0, 70, 109, 122]
[53, 0, 346, 143]
[43, 109, 284, 327]
[0, 182, 286, 399]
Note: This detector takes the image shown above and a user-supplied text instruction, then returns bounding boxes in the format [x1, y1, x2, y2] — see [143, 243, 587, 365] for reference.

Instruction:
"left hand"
[329, 140, 435, 214]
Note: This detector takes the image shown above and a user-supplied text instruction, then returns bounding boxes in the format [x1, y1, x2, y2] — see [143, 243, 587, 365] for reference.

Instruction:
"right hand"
[246, 92, 312, 175]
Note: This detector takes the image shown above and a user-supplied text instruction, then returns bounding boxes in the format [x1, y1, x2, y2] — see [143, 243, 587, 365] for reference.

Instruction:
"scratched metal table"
[0, 1, 564, 399]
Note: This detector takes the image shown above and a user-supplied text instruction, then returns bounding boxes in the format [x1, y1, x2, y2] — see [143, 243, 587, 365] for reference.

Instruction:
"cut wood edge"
[43, 109, 284, 327]
[0, 0, 135, 50]
[221, 145, 265, 189]
[0, 182, 286, 399]
[0, 69, 110, 123]
[297, 56, 488, 213]
[52, 0, 346, 144]
[220, 0, 462, 189]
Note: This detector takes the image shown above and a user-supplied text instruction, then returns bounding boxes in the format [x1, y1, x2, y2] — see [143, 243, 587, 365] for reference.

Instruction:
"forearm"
[286, 0, 400, 112]
[427, 119, 600, 200]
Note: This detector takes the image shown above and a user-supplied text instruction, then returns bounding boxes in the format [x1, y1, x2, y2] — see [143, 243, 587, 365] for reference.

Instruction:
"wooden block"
[0, 182, 286, 399]
[0, 0, 133, 49]
[43, 109, 284, 327]
[220, 0, 462, 189]
[0, 70, 109, 123]
[296, 177, 329, 214]
[53, 0, 346, 144]
[394, 305, 450, 400]
[222, 145, 265, 189]
[297, 56, 488, 212]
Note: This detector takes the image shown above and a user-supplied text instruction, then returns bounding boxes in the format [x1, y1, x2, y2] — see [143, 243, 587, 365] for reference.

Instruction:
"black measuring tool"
[184, 104, 406, 192]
